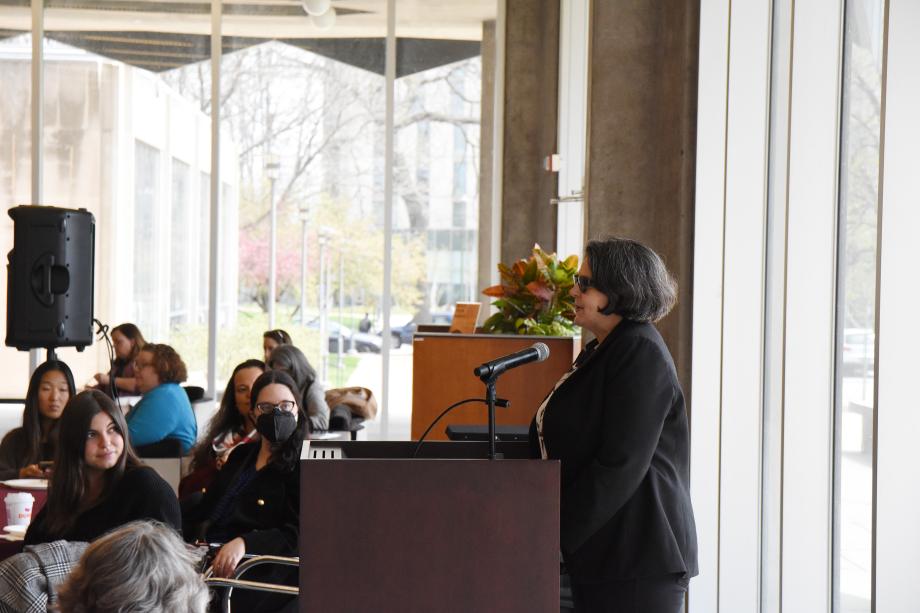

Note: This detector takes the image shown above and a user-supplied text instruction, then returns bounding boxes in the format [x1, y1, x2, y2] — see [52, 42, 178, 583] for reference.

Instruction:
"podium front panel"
[300, 459, 559, 612]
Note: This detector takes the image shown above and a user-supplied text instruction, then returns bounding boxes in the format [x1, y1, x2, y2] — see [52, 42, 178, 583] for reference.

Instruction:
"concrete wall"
[500, 0, 560, 265]
[585, 1, 700, 391]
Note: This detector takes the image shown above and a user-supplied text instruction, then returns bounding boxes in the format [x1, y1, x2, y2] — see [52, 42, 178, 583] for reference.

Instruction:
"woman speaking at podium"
[530, 237, 697, 613]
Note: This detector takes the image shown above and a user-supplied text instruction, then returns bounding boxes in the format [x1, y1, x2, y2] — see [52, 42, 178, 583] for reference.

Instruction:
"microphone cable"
[93, 319, 119, 408]
[411, 396, 510, 459]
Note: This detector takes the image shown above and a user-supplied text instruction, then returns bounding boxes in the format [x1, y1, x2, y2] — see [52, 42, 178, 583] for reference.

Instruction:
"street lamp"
[299, 204, 310, 324]
[265, 152, 280, 329]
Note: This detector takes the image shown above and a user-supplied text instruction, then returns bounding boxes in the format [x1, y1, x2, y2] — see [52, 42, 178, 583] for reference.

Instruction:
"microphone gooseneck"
[473, 342, 550, 382]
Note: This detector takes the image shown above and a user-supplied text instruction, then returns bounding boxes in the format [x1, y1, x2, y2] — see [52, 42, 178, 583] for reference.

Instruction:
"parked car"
[842, 328, 874, 374]
[306, 319, 382, 354]
[383, 312, 454, 348]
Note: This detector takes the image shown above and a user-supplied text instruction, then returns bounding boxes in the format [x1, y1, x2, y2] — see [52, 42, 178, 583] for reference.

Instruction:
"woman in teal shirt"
[128, 343, 197, 453]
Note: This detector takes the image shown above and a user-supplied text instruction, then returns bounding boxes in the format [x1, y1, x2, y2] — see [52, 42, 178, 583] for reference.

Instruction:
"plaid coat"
[0, 540, 87, 613]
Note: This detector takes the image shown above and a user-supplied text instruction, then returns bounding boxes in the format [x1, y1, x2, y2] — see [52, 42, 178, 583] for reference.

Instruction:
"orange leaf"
[482, 285, 506, 297]
[526, 281, 554, 302]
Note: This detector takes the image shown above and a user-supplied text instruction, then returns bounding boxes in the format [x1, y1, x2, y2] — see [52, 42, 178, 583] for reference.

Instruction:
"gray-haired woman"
[55, 520, 208, 613]
[529, 237, 698, 613]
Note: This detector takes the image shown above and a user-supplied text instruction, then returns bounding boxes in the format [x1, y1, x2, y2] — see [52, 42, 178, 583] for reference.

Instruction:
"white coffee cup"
[5, 492, 34, 526]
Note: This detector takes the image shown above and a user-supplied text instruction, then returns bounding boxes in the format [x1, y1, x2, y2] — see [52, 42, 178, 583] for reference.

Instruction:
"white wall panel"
[874, 1, 920, 610]
[689, 0, 730, 611]
[718, 1, 773, 610]
[781, 1, 844, 612]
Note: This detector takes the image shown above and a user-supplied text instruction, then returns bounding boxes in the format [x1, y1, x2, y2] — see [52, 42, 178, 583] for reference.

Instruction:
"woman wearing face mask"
[90, 323, 146, 396]
[0, 360, 76, 480]
[183, 370, 304, 613]
[24, 390, 181, 545]
[179, 359, 266, 500]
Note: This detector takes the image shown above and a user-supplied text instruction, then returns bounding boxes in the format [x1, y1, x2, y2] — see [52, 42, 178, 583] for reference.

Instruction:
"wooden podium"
[300, 441, 560, 612]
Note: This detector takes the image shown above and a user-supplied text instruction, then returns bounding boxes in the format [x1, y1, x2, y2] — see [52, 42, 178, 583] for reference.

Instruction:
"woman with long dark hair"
[267, 344, 329, 431]
[90, 323, 146, 396]
[0, 360, 76, 480]
[183, 370, 304, 612]
[179, 359, 265, 499]
[24, 390, 180, 545]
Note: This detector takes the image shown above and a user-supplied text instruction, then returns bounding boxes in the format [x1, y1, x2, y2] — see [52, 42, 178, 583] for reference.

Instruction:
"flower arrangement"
[481, 244, 579, 336]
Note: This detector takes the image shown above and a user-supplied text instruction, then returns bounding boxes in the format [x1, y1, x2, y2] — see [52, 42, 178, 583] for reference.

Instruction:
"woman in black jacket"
[531, 237, 698, 613]
[184, 369, 304, 613]
[25, 390, 181, 544]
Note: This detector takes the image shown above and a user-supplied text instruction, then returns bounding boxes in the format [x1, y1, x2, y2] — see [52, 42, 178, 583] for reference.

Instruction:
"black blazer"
[184, 441, 299, 557]
[529, 320, 698, 582]
[183, 441, 300, 612]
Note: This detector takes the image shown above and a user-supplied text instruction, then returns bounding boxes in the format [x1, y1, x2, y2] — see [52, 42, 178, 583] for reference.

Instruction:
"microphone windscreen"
[533, 342, 550, 362]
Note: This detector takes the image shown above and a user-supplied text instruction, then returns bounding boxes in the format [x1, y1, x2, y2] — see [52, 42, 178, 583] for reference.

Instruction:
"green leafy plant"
[481, 244, 580, 336]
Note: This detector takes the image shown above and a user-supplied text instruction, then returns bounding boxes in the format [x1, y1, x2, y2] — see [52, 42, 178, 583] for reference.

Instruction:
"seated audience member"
[0, 540, 88, 612]
[90, 323, 146, 397]
[56, 521, 208, 613]
[0, 360, 75, 480]
[262, 329, 292, 362]
[183, 370, 304, 613]
[24, 391, 181, 545]
[128, 343, 197, 454]
[267, 344, 329, 431]
[179, 359, 266, 499]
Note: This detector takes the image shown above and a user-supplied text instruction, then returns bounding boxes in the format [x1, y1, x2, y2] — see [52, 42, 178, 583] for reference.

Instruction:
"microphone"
[473, 342, 550, 381]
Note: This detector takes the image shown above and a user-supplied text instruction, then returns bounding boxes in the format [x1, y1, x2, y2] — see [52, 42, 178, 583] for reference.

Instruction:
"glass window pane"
[210, 10, 388, 408]
[39, 1, 214, 387]
[834, 1, 884, 611]
[0, 24, 33, 397]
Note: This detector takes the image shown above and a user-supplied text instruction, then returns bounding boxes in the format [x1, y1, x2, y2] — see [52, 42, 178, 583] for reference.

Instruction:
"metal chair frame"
[203, 554, 300, 613]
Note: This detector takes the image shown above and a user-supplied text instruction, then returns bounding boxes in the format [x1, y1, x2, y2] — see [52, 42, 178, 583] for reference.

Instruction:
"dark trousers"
[570, 573, 688, 613]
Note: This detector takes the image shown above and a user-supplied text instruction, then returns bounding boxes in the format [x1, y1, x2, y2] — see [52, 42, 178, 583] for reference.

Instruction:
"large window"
[0, 2, 494, 433]
[834, 2, 884, 611]
[0, 26, 33, 396]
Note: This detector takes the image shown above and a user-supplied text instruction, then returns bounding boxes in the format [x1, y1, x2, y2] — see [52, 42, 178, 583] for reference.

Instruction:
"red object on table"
[0, 484, 49, 561]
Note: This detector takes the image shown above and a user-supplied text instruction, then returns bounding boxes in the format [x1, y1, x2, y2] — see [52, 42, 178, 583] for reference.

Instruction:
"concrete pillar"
[500, 0, 559, 265]
[585, 1, 700, 390]
[478, 20, 496, 304]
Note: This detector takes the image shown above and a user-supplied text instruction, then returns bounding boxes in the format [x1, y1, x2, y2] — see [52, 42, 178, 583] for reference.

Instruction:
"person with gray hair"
[529, 237, 698, 613]
[55, 520, 208, 613]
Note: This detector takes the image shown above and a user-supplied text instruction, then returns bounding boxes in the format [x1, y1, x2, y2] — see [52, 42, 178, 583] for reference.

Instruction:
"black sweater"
[0, 427, 54, 481]
[24, 466, 181, 544]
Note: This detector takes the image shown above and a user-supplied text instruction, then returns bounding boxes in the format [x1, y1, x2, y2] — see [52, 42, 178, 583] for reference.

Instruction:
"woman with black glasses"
[183, 369, 304, 613]
[530, 237, 698, 613]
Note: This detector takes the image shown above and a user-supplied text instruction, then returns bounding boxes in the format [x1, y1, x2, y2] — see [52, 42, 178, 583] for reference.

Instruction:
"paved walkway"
[344, 346, 414, 441]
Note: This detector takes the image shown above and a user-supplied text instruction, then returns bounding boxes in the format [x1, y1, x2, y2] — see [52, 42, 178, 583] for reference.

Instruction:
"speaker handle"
[31, 254, 56, 307]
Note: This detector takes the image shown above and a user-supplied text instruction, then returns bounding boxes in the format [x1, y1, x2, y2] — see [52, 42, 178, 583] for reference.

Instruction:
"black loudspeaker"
[6, 205, 95, 351]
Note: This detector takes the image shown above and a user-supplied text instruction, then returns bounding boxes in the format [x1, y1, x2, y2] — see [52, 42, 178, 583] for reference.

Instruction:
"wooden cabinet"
[411, 333, 579, 441]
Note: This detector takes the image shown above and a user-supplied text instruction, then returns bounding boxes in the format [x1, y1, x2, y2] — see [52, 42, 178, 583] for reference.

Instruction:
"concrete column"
[500, 0, 559, 265]
[478, 19, 496, 306]
[585, 1, 700, 391]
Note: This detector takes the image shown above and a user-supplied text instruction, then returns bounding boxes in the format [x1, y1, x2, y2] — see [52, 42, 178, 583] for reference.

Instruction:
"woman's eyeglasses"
[574, 275, 594, 292]
[254, 400, 296, 415]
